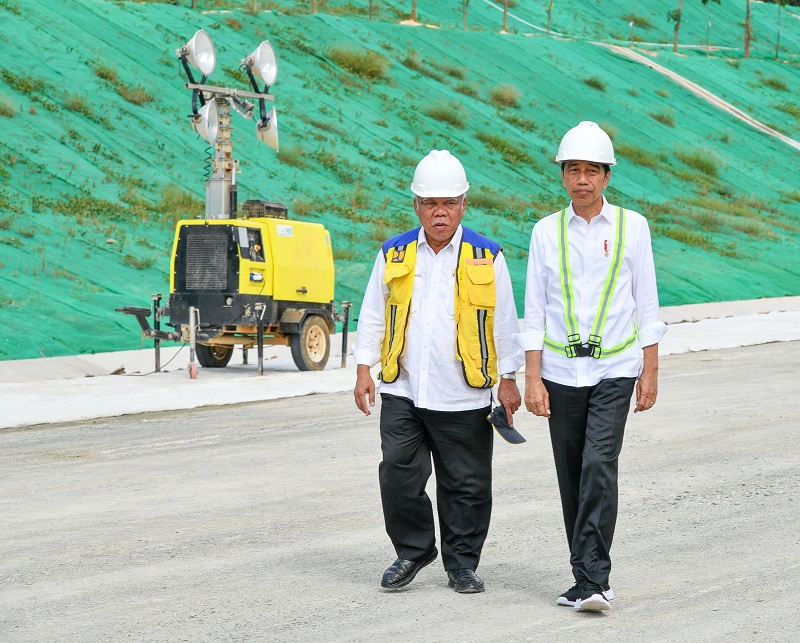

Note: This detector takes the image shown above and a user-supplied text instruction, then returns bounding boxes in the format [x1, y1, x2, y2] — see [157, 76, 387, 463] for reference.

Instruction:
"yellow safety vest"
[380, 227, 501, 388]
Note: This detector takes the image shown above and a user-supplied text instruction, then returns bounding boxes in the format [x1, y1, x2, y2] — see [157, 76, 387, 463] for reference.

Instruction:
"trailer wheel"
[290, 315, 330, 371]
[195, 343, 234, 368]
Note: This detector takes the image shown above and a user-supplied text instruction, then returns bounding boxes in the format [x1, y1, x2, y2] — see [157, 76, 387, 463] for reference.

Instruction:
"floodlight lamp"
[192, 99, 219, 144]
[178, 29, 216, 78]
[244, 41, 278, 87]
[256, 107, 279, 151]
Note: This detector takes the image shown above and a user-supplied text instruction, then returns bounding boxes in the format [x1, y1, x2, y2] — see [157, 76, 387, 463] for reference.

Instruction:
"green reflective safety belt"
[544, 207, 637, 359]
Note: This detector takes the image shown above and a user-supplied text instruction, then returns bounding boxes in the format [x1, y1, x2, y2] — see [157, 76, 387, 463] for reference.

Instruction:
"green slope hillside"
[0, 0, 798, 360]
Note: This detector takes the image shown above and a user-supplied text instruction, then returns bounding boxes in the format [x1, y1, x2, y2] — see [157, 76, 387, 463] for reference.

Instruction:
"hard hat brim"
[555, 156, 617, 166]
[410, 185, 470, 198]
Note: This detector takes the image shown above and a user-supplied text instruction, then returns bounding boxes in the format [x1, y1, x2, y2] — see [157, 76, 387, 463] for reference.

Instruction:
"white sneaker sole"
[556, 588, 614, 607]
[575, 593, 611, 611]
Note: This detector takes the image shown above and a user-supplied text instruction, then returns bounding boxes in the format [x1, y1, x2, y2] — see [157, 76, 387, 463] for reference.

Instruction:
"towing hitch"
[116, 306, 181, 342]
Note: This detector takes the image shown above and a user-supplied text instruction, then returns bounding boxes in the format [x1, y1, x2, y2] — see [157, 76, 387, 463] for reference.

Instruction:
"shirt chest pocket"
[446, 276, 455, 318]
[409, 269, 456, 317]
[410, 269, 425, 315]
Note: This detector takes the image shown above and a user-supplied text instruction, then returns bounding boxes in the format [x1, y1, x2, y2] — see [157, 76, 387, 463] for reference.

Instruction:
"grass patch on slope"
[330, 46, 389, 79]
[477, 132, 534, 165]
[675, 149, 721, 177]
[489, 84, 520, 108]
[425, 101, 467, 128]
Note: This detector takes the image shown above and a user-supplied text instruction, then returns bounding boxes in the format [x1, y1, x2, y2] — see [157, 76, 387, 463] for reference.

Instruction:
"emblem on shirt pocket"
[391, 245, 406, 263]
[603, 239, 609, 257]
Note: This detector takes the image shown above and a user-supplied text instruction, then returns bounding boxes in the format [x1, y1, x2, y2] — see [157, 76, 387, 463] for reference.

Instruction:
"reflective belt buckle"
[566, 341, 602, 358]
[588, 335, 602, 359]
[567, 342, 592, 357]
[565, 334, 582, 358]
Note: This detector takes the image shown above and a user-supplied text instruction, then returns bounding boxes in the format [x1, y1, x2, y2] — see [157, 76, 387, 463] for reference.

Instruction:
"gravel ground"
[2, 341, 798, 642]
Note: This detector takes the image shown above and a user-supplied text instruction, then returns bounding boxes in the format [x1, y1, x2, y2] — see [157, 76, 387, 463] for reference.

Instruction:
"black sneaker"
[574, 579, 611, 611]
[557, 581, 614, 607]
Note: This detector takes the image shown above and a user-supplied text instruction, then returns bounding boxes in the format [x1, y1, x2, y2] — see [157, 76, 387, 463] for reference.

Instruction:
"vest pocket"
[466, 338, 486, 361]
[465, 263, 496, 308]
[384, 262, 413, 305]
[462, 336, 492, 388]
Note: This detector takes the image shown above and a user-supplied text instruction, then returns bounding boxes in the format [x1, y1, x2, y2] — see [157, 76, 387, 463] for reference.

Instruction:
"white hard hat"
[410, 150, 470, 198]
[555, 121, 617, 166]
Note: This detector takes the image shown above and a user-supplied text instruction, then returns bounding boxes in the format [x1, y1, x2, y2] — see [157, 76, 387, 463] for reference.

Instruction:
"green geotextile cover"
[0, 0, 798, 360]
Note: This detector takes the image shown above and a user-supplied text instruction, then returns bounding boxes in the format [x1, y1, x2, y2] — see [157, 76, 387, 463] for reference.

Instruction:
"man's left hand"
[498, 378, 522, 426]
[634, 370, 658, 412]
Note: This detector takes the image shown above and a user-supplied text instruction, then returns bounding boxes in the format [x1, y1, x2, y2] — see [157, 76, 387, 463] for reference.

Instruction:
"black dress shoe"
[447, 568, 485, 594]
[380, 547, 438, 589]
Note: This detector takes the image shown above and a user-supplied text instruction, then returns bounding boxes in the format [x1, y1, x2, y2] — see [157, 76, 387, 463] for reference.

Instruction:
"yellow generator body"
[165, 204, 336, 371]
[169, 217, 334, 302]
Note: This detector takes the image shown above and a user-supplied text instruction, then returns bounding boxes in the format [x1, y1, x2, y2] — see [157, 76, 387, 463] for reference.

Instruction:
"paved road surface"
[2, 342, 798, 642]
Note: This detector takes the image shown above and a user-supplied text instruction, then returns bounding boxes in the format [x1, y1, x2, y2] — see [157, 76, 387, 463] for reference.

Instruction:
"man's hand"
[354, 364, 376, 416]
[634, 370, 658, 412]
[523, 350, 550, 417]
[524, 377, 551, 417]
[634, 344, 659, 413]
[497, 377, 521, 427]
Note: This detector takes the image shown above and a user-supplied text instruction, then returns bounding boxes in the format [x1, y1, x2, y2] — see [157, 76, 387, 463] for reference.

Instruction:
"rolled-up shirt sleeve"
[515, 224, 547, 352]
[492, 251, 524, 375]
[352, 251, 387, 367]
[632, 219, 667, 348]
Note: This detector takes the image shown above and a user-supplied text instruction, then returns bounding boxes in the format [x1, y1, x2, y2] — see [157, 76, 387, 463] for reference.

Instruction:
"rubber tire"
[195, 343, 234, 368]
[290, 315, 330, 371]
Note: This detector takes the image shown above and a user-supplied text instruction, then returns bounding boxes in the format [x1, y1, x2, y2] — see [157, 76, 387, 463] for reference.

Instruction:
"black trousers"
[544, 377, 636, 587]
[378, 394, 493, 571]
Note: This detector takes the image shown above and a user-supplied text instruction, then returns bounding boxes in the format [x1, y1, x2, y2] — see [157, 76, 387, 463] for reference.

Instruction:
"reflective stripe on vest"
[379, 227, 500, 388]
[544, 207, 637, 359]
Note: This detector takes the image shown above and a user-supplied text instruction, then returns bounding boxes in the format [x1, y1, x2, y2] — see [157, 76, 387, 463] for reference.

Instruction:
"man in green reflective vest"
[353, 150, 522, 594]
[517, 122, 667, 611]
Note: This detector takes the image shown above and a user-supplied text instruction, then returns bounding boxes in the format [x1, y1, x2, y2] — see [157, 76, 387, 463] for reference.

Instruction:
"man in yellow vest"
[353, 150, 522, 594]
[518, 122, 667, 611]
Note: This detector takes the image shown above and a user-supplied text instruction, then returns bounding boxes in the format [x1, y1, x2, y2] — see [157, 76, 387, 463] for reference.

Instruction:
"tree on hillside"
[744, 0, 752, 58]
[629, 0, 638, 43]
[547, 0, 554, 35]
[463, 0, 469, 30]
[667, 0, 683, 53]
[701, 0, 721, 56]
[503, 0, 509, 32]
[411, 0, 417, 22]
[775, 0, 786, 59]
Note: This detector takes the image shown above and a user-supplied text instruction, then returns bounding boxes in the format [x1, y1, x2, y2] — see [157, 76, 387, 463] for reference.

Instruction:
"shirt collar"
[568, 195, 613, 224]
[417, 224, 463, 253]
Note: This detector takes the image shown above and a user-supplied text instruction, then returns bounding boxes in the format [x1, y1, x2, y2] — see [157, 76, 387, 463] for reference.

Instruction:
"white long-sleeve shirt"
[353, 226, 522, 411]
[516, 197, 666, 387]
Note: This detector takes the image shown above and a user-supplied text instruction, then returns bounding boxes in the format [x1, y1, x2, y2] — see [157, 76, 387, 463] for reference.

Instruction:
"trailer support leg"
[256, 303, 265, 377]
[341, 301, 351, 369]
[152, 294, 162, 373]
[189, 306, 198, 380]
